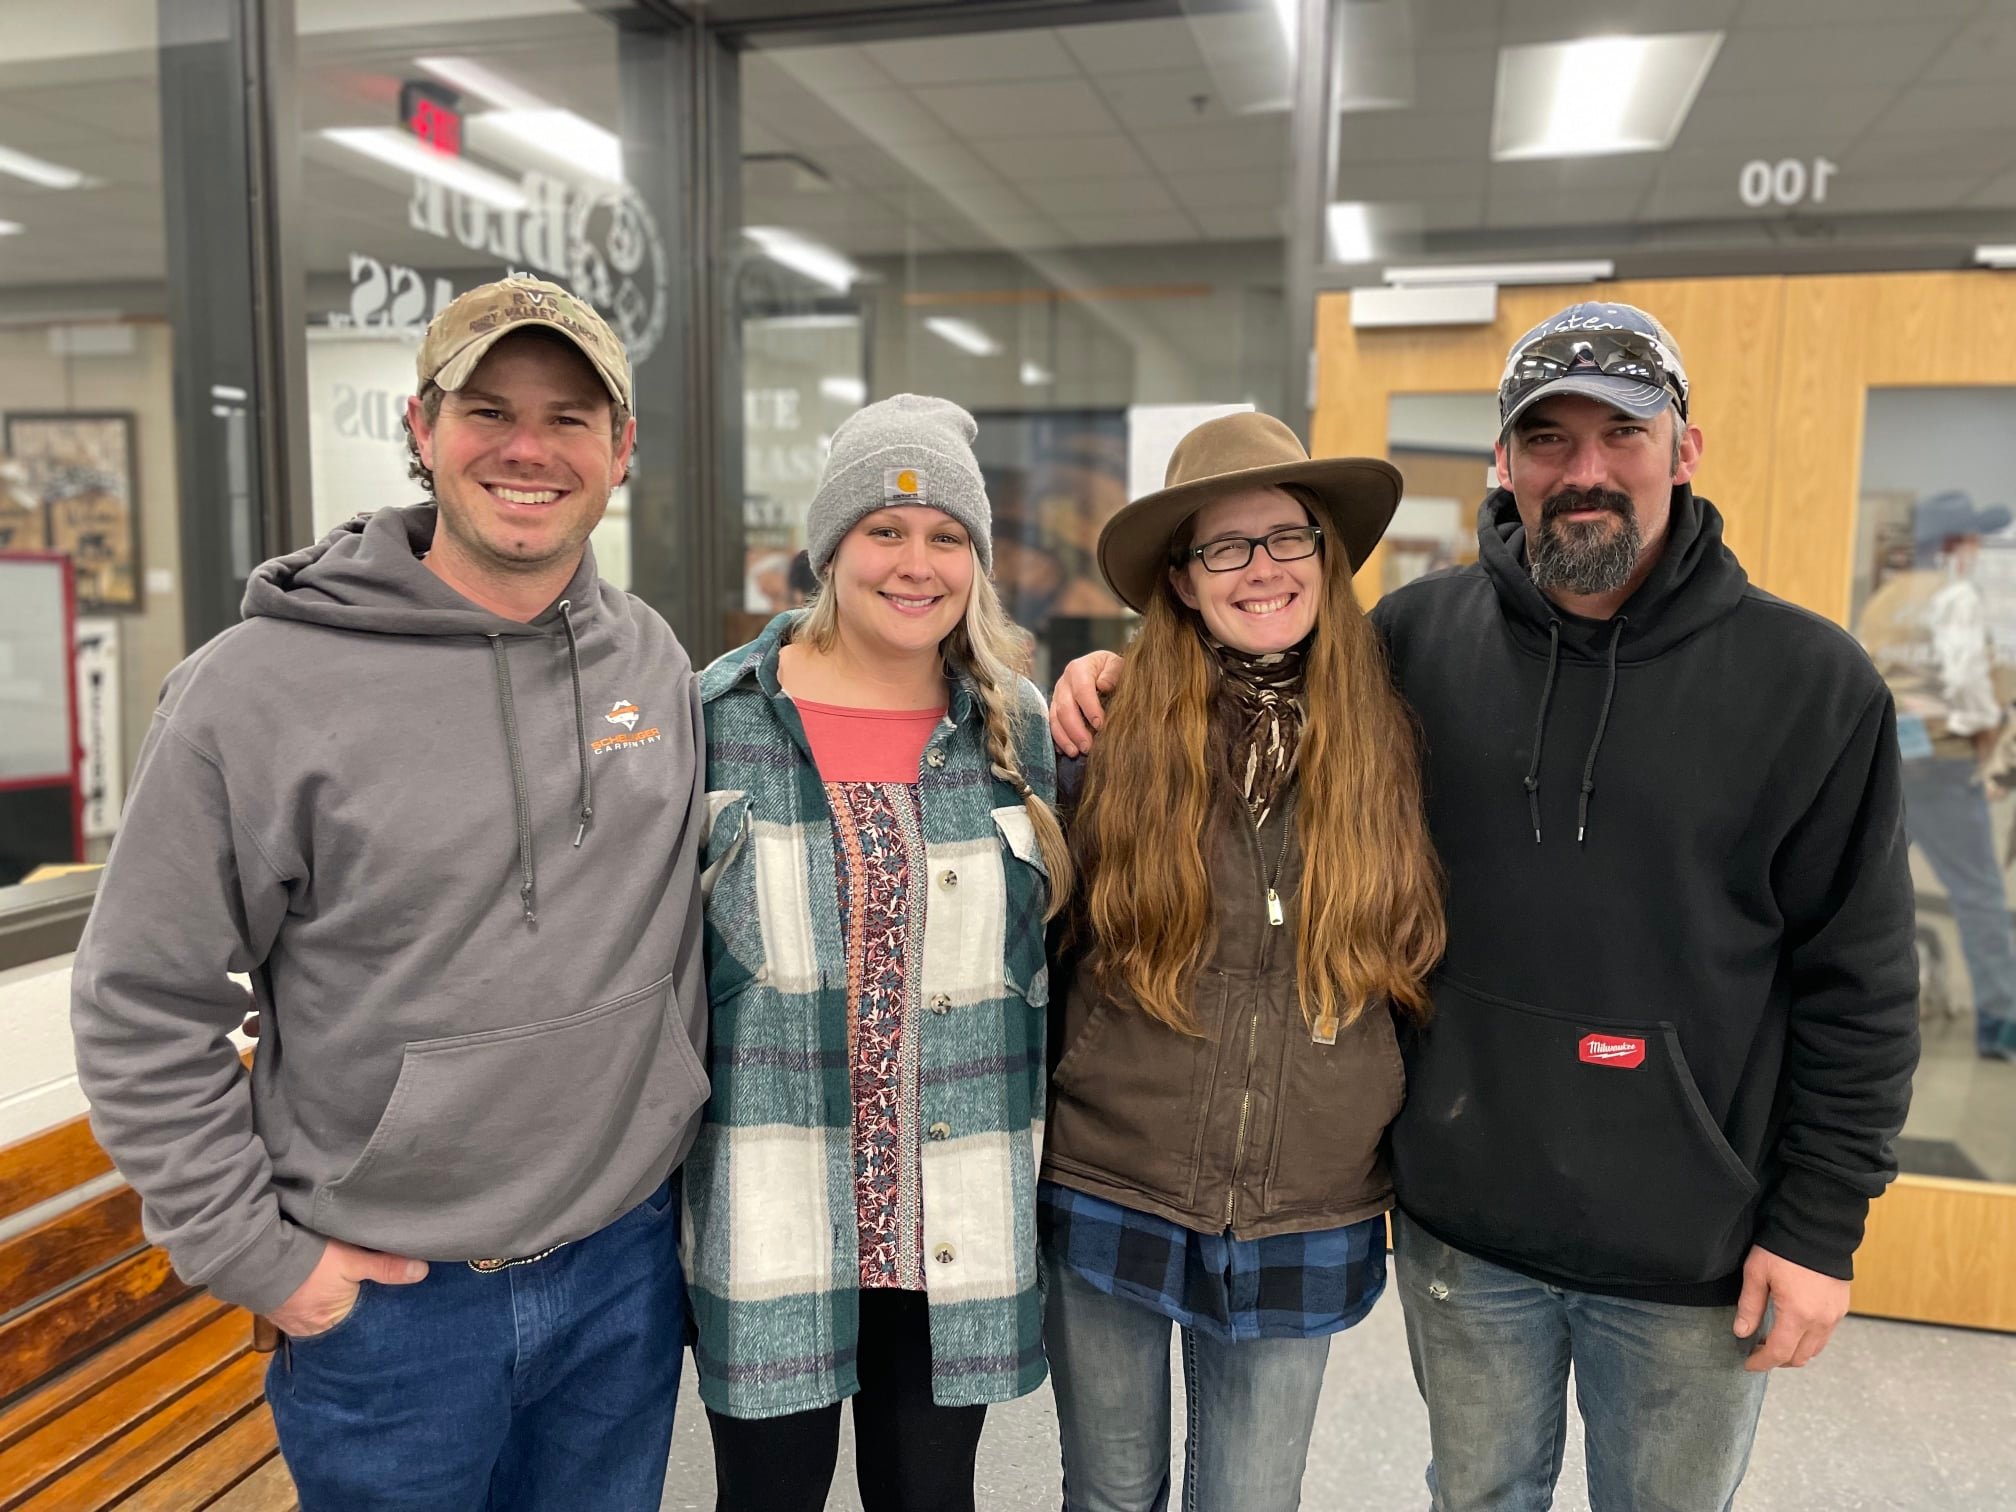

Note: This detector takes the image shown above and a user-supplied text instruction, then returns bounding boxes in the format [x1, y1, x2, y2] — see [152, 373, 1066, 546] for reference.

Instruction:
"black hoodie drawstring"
[559, 600, 594, 847]
[1523, 621, 1563, 844]
[1576, 617, 1627, 844]
[490, 636, 537, 920]
[1523, 616, 1627, 846]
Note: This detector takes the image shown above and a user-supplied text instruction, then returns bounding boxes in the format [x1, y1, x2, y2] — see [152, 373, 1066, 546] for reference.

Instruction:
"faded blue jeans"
[1394, 1212, 1768, 1512]
[1902, 755, 2016, 1053]
[269, 1178, 684, 1512]
[1046, 1262, 1331, 1512]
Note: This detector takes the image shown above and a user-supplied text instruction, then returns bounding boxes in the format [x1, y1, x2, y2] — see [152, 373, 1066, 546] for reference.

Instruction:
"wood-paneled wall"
[1315, 269, 2016, 1332]
[1316, 270, 2016, 625]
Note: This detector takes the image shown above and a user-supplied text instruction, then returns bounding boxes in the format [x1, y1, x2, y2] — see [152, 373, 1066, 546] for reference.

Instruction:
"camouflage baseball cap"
[417, 275, 632, 410]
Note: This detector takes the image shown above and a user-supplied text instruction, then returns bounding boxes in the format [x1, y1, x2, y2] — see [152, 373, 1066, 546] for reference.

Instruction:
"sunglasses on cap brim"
[1499, 329, 1689, 422]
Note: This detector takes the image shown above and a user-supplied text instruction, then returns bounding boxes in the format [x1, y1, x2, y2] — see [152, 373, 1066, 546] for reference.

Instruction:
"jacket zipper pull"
[1266, 888, 1284, 927]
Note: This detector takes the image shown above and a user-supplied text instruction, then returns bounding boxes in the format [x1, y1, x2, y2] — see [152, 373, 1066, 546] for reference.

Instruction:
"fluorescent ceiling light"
[1020, 361, 1054, 387]
[414, 56, 547, 112]
[1976, 245, 2016, 269]
[749, 314, 860, 331]
[321, 128, 529, 210]
[745, 226, 859, 293]
[1492, 32, 1722, 162]
[477, 110, 623, 184]
[1384, 259, 1614, 286]
[1327, 201, 1375, 263]
[1272, 0, 1298, 54]
[0, 144, 96, 190]
[925, 317, 1001, 358]
[819, 375, 866, 405]
[0, 221, 21, 236]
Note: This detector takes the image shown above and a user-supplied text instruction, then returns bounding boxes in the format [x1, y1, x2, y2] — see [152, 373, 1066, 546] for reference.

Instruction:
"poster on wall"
[974, 410, 1132, 631]
[73, 617, 122, 840]
[0, 456, 43, 550]
[4, 412, 141, 612]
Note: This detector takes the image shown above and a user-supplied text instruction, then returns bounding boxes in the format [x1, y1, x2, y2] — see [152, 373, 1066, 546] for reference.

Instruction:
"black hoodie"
[1375, 487, 1918, 1305]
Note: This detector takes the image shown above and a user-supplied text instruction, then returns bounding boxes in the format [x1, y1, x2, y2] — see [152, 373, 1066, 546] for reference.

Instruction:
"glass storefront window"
[0, 3, 186, 879]
[1852, 388, 2016, 1186]
[727, 2, 1298, 678]
[293, 1, 684, 602]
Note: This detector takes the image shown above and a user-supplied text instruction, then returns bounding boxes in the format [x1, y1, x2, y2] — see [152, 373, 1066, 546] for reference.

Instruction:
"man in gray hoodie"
[71, 276, 707, 1511]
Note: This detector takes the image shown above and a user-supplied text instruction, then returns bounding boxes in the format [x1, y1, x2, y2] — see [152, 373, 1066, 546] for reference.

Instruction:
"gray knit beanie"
[805, 394, 993, 574]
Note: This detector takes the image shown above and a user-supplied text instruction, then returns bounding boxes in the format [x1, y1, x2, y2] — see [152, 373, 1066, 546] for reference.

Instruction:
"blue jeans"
[1902, 756, 2016, 1052]
[269, 1179, 684, 1512]
[1394, 1213, 1767, 1512]
[1046, 1262, 1331, 1512]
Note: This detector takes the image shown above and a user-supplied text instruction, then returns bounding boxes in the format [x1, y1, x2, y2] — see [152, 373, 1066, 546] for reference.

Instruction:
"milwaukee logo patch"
[1578, 1033, 1646, 1069]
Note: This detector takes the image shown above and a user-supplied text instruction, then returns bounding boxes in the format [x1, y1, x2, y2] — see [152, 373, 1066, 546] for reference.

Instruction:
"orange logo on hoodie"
[593, 698, 661, 755]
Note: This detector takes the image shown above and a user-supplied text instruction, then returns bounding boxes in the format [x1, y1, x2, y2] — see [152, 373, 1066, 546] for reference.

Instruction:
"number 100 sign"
[1739, 158, 1838, 209]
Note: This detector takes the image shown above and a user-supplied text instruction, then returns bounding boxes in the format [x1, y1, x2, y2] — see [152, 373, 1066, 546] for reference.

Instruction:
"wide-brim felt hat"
[1096, 411, 1402, 613]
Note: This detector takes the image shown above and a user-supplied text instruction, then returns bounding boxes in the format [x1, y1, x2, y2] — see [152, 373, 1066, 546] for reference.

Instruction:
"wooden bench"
[0, 1111, 297, 1510]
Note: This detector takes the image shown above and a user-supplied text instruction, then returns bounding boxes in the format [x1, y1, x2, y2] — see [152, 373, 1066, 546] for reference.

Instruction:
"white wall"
[0, 955, 86, 1146]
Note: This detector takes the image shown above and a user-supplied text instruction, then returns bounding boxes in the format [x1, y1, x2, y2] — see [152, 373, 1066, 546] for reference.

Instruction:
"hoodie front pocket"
[314, 971, 708, 1258]
[1390, 974, 1758, 1288]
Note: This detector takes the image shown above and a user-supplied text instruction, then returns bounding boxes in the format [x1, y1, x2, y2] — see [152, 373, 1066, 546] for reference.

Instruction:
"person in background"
[685, 394, 1069, 1512]
[1859, 489, 2016, 1061]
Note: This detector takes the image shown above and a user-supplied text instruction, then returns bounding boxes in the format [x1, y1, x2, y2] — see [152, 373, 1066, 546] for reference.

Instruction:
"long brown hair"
[1072, 495, 1443, 1033]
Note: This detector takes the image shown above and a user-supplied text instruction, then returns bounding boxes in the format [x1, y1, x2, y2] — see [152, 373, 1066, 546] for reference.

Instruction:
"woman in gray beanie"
[683, 395, 1071, 1512]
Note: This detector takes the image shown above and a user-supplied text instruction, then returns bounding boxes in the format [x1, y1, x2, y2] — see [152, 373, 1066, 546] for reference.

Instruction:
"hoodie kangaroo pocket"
[1391, 974, 1758, 1287]
[313, 971, 708, 1258]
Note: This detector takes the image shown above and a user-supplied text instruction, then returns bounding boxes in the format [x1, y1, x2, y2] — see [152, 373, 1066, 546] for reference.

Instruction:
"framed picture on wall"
[3, 412, 141, 612]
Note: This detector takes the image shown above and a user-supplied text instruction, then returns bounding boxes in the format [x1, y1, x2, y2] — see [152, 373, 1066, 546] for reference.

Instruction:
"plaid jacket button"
[930, 993, 951, 1013]
[928, 1121, 950, 1140]
[926, 749, 946, 768]
[940, 869, 958, 889]
[934, 1244, 956, 1264]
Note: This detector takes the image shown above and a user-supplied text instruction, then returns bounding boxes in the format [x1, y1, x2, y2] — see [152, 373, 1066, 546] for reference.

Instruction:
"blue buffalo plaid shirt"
[1037, 1181, 1386, 1342]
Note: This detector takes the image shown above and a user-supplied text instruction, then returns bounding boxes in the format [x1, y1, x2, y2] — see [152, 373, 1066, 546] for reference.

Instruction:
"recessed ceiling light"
[321, 128, 529, 211]
[745, 227, 859, 293]
[1492, 32, 1723, 162]
[924, 317, 1001, 358]
[820, 375, 867, 405]
[0, 220, 22, 236]
[0, 145, 96, 190]
[1020, 361, 1054, 387]
[474, 110, 624, 185]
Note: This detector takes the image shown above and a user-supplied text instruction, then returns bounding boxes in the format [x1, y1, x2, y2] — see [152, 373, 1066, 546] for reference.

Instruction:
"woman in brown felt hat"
[1036, 411, 1445, 1512]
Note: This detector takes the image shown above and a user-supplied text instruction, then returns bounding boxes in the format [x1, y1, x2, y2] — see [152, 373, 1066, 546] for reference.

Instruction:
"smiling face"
[827, 506, 977, 661]
[1170, 486, 1323, 654]
[1494, 394, 1702, 601]
[406, 330, 635, 577]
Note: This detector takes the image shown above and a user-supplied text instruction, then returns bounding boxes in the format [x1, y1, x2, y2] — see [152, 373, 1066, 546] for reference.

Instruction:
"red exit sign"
[399, 81, 462, 156]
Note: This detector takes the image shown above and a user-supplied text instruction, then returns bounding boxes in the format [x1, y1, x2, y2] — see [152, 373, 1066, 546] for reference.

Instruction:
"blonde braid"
[947, 568, 1073, 920]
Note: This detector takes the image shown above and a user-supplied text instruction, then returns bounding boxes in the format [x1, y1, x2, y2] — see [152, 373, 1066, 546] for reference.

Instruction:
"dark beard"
[1528, 487, 1643, 597]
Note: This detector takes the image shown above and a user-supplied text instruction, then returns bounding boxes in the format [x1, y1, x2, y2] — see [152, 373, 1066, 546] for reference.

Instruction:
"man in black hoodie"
[1049, 303, 1917, 1511]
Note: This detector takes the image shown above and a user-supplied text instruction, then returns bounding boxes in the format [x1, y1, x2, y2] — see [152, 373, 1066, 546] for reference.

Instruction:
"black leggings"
[706, 1289, 988, 1512]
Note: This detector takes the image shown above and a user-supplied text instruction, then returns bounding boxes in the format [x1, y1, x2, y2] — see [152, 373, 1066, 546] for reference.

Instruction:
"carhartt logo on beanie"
[805, 394, 993, 574]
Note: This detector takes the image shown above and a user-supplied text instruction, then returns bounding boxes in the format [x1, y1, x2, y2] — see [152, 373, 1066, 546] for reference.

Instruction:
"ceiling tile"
[861, 30, 1079, 86]
[915, 78, 1120, 141]
[1165, 168, 1289, 213]
[1050, 210, 1201, 247]
[1876, 83, 2016, 135]
[1699, 23, 1953, 95]
[1056, 17, 1209, 77]
[1131, 119, 1288, 176]
[972, 133, 1153, 182]
[1500, 0, 1742, 42]
[1191, 204, 1291, 241]
[1922, 13, 2016, 83]
[763, 44, 896, 96]
[1017, 175, 1179, 216]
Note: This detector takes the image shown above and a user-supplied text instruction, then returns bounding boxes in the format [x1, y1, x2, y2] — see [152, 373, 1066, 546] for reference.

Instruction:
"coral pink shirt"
[795, 699, 946, 784]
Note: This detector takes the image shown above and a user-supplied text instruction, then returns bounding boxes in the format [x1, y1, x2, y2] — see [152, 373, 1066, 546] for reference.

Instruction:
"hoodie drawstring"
[1576, 617, 1627, 844]
[1523, 621, 1562, 844]
[489, 636, 537, 920]
[1523, 616, 1628, 847]
[559, 600, 594, 847]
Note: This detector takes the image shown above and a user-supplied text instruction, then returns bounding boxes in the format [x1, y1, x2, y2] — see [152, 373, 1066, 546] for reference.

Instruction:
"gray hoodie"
[71, 505, 708, 1317]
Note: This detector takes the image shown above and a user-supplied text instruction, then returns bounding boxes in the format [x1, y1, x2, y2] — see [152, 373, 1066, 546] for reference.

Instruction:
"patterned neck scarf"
[1208, 635, 1309, 828]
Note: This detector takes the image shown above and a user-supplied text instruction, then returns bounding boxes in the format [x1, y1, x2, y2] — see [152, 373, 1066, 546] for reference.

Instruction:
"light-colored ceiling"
[2, 0, 2016, 293]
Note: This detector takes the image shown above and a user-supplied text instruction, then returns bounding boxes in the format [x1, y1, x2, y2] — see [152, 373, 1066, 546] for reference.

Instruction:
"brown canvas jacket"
[1043, 774, 1405, 1237]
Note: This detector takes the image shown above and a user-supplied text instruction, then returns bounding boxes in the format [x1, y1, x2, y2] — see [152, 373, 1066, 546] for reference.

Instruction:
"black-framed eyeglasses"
[1499, 328, 1689, 421]
[1179, 524, 1324, 574]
